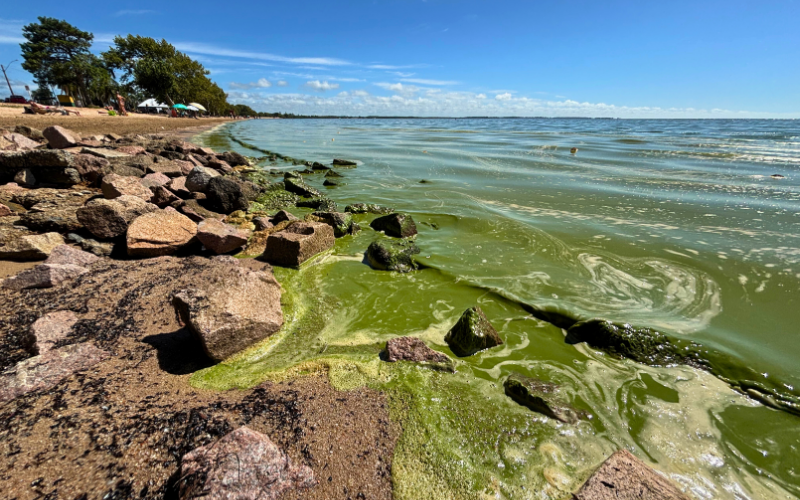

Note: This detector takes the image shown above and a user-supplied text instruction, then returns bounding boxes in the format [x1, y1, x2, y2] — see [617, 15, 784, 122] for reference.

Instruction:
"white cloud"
[277, 80, 289, 87]
[0, 19, 24, 44]
[353, 90, 370, 97]
[401, 78, 458, 86]
[495, 92, 512, 101]
[229, 78, 272, 90]
[304, 80, 340, 91]
[173, 41, 351, 66]
[476, 93, 486, 99]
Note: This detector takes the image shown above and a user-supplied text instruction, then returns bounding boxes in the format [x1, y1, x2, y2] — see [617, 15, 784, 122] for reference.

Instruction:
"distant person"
[570, 147, 578, 154]
[116, 93, 128, 116]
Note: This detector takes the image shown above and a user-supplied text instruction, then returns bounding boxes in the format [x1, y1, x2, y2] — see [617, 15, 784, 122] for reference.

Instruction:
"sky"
[1, 0, 798, 118]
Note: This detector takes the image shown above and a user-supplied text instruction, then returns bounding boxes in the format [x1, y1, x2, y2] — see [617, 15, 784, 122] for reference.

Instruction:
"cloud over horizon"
[304, 80, 340, 92]
[229, 78, 272, 90]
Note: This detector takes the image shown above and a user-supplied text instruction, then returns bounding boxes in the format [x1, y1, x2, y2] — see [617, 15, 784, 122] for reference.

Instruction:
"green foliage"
[232, 104, 258, 117]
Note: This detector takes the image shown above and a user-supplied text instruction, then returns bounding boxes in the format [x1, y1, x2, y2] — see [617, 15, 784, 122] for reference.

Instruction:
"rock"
[272, 210, 298, 223]
[127, 210, 197, 257]
[207, 158, 232, 172]
[150, 185, 181, 208]
[0, 232, 65, 260]
[365, 239, 420, 272]
[171, 257, 283, 361]
[296, 197, 337, 211]
[72, 154, 109, 184]
[2, 263, 89, 290]
[323, 178, 339, 186]
[385, 336, 454, 372]
[310, 211, 354, 238]
[444, 306, 503, 357]
[42, 125, 79, 149]
[174, 199, 224, 223]
[108, 163, 146, 178]
[0, 203, 12, 217]
[160, 150, 185, 161]
[81, 147, 131, 159]
[78, 196, 159, 240]
[46, 244, 100, 267]
[167, 176, 191, 198]
[79, 238, 114, 256]
[0, 150, 81, 186]
[185, 166, 221, 193]
[503, 373, 588, 423]
[263, 222, 335, 267]
[140, 172, 172, 189]
[0, 343, 109, 403]
[283, 176, 322, 198]
[345, 203, 394, 215]
[146, 161, 185, 177]
[19, 206, 83, 233]
[565, 319, 681, 366]
[325, 170, 343, 178]
[573, 450, 690, 500]
[14, 125, 44, 141]
[206, 177, 249, 214]
[311, 161, 330, 171]
[217, 151, 249, 167]
[370, 213, 417, 238]
[115, 145, 146, 155]
[179, 426, 315, 499]
[3, 133, 41, 150]
[771, 174, 785, 179]
[22, 311, 79, 355]
[13, 169, 35, 187]
[197, 218, 251, 254]
[102, 173, 153, 201]
[332, 158, 357, 166]
[253, 217, 273, 231]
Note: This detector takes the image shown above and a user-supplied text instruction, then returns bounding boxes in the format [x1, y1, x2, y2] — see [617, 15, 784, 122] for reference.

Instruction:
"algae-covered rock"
[444, 306, 503, 357]
[370, 213, 417, 238]
[296, 197, 337, 212]
[503, 373, 587, 424]
[323, 178, 339, 187]
[262, 221, 335, 267]
[284, 176, 322, 198]
[332, 158, 357, 166]
[311, 211, 353, 237]
[325, 170, 343, 178]
[345, 203, 394, 215]
[565, 319, 688, 366]
[366, 239, 420, 272]
[253, 185, 300, 211]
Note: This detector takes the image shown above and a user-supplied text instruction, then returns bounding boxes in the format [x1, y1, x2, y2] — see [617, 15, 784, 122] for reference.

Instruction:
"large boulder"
[179, 426, 315, 499]
[196, 218, 251, 254]
[185, 166, 220, 193]
[385, 336, 454, 372]
[102, 173, 153, 201]
[0, 232, 65, 260]
[365, 239, 420, 272]
[77, 196, 159, 240]
[22, 311, 79, 355]
[126, 210, 197, 257]
[171, 257, 283, 361]
[370, 213, 417, 238]
[444, 306, 503, 357]
[573, 450, 690, 500]
[0, 343, 109, 403]
[205, 176, 249, 214]
[42, 125, 79, 149]
[311, 211, 354, 238]
[503, 373, 588, 424]
[262, 222, 334, 267]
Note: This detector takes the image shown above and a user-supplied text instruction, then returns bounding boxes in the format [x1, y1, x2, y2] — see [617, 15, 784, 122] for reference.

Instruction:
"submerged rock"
[179, 426, 315, 499]
[565, 319, 685, 366]
[283, 176, 322, 198]
[385, 336, 454, 372]
[573, 449, 690, 500]
[444, 306, 503, 357]
[323, 178, 339, 186]
[365, 239, 420, 272]
[262, 221, 334, 267]
[296, 197, 337, 212]
[0, 343, 109, 403]
[171, 257, 283, 361]
[126, 211, 197, 257]
[345, 203, 394, 215]
[503, 373, 588, 424]
[370, 213, 417, 238]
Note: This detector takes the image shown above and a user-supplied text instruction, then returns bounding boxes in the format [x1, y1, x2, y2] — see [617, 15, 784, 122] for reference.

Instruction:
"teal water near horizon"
[197, 118, 800, 499]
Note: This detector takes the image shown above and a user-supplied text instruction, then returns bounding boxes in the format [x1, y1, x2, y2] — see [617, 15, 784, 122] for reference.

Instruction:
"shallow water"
[196, 118, 800, 499]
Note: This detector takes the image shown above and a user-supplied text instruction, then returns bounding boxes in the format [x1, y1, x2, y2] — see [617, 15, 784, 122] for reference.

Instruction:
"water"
[196, 118, 800, 499]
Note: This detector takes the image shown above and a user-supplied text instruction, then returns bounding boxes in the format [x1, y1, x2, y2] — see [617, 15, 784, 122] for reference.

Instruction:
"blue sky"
[1, 0, 798, 117]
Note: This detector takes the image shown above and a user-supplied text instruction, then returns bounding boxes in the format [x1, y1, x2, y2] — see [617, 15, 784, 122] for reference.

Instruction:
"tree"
[20, 17, 95, 104]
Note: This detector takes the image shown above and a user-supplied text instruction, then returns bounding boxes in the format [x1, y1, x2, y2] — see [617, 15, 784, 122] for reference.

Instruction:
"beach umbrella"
[188, 102, 207, 112]
[186, 105, 199, 111]
[173, 103, 188, 110]
[138, 98, 160, 108]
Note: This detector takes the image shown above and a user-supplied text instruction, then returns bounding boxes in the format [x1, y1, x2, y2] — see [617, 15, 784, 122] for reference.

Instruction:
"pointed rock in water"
[444, 306, 503, 357]
[332, 158, 357, 166]
[272, 210, 299, 224]
[171, 257, 283, 361]
[197, 218, 251, 254]
[325, 170, 343, 178]
[370, 213, 417, 238]
[345, 203, 394, 215]
[311, 211, 353, 237]
[385, 336, 454, 372]
[311, 161, 330, 171]
[366, 239, 420, 272]
[574, 450, 690, 500]
[179, 426, 316, 499]
[262, 221, 335, 267]
[503, 373, 588, 424]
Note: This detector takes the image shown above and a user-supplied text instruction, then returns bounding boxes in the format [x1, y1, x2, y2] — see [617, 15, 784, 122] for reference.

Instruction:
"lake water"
[197, 118, 800, 499]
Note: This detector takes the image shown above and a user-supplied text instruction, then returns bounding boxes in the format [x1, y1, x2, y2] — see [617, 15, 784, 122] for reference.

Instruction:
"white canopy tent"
[137, 98, 169, 109]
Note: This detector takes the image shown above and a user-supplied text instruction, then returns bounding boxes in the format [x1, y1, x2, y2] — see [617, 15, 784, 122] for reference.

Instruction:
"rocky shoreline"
[0, 123, 712, 499]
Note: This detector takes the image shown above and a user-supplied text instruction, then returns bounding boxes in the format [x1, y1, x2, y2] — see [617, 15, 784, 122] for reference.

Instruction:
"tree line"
[20, 16, 232, 115]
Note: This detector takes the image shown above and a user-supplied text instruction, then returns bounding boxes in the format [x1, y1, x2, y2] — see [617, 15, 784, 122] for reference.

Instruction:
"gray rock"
[272, 210, 298, 224]
[283, 176, 322, 198]
[217, 151, 249, 167]
[573, 450, 690, 500]
[332, 158, 357, 166]
[370, 213, 417, 238]
[185, 166, 221, 193]
[77, 196, 159, 240]
[253, 217, 273, 231]
[503, 373, 588, 424]
[180, 426, 315, 499]
[262, 221, 335, 267]
[14, 125, 44, 141]
[80, 147, 131, 159]
[444, 306, 503, 357]
[146, 161, 185, 177]
[345, 203, 394, 215]
[206, 176, 249, 214]
[18, 206, 83, 233]
[0, 343, 109, 403]
[46, 244, 100, 267]
[23, 311, 79, 355]
[311, 211, 353, 237]
[171, 258, 283, 361]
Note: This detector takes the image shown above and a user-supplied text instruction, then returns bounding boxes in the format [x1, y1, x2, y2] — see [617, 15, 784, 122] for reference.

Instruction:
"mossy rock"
[297, 197, 337, 212]
[503, 373, 588, 424]
[311, 211, 353, 238]
[323, 179, 340, 187]
[444, 306, 503, 357]
[325, 170, 343, 178]
[284, 176, 322, 198]
[345, 203, 393, 215]
[251, 185, 300, 211]
[565, 319, 685, 366]
[369, 213, 417, 238]
[366, 239, 420, 273]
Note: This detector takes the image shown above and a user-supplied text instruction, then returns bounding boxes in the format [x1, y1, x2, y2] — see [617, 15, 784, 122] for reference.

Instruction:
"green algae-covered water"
[195, 118, 800, 499]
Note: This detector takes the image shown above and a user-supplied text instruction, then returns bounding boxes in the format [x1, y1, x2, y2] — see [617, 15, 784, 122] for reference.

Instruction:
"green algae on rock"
[504, 373, 588, 424]
[345, 203, 394, 215]
[370, 213, 417, 238]
[444, 306, 503, 357]
[310, 211, 354, 238]
[366, 239, 420, 272]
